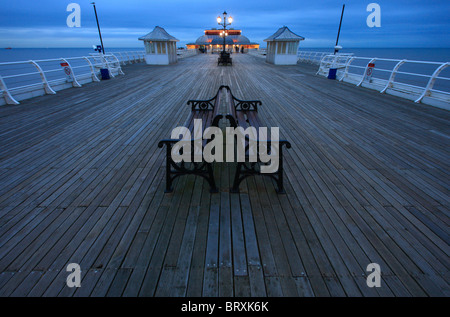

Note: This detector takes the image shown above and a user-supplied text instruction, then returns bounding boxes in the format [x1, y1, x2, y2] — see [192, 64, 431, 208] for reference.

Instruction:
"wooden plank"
[0, 54, 448, 297]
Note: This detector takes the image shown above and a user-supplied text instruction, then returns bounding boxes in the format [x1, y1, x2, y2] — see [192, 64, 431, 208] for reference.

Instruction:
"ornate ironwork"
[158, 139, 219, 193]
[187, 86, 224, 111]
[230, 140, 292, 194]
[220, 85, 261, 111]
[187, 99, 216, 111]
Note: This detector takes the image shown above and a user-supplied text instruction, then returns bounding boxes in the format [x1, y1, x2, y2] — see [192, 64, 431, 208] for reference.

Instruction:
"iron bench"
[157, 87, 224, 193]
[218, 52, 232, 66]
[222, 86, 292, 194]
[158, 85, 291, 194]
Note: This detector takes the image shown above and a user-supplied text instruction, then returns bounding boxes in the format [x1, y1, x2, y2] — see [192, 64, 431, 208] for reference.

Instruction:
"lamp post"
[91, 2, 105, 54]
[334, 4, 345, 55]
[217, 11, 233, 54]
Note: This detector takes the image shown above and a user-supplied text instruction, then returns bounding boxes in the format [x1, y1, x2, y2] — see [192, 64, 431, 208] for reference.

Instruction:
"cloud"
[0, 0, 449, 48]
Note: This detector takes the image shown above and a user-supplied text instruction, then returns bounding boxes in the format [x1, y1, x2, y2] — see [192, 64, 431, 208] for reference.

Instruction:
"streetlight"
[91, 2, 105, 54]
[334, 4, 345, 55]
[217, 11, 232, 54]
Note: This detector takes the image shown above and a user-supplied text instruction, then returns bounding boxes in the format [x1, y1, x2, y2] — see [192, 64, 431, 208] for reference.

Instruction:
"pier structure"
[0, 53, 448, 297]
[265, 26, 305, 65]
[186, 30, 259, 53]
[139, 26, 179, 65]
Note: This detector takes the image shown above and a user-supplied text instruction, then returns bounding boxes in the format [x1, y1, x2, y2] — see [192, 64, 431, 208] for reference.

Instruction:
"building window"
[146, 42, 156, 54]
[277, 42, 287, 55]
[288, 42, 298, 54]
[157, 42, 165, 54]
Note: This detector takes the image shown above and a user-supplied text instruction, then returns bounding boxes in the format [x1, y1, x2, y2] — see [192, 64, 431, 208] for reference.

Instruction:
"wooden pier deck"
[0, 53, 448, 297]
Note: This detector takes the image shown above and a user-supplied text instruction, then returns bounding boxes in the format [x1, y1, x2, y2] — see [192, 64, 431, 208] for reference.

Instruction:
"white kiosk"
[264, 26, 304, 65]
[139, 26, 179, 65]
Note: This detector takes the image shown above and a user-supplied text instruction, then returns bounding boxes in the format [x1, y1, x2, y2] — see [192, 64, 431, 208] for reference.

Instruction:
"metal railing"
[176, 49, 197, 59]
[297, 51, 333, 65]
[299, 51, 450, 109]
[0, 51, 145, 105]
[109, 51, 145, 65]
[247, 49, 266, 58]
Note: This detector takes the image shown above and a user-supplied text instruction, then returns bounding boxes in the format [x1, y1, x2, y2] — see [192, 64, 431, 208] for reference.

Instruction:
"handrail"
[28, 60, 56, 95]
[380, 59, 406, 93]
[357, 58, 376, 87]
[310, 52, 450, 109]
[0, 50, 145, 105]
[176, 49, 197, 59]
[415, 62, 450, 103]
[60, 58, 81, 88]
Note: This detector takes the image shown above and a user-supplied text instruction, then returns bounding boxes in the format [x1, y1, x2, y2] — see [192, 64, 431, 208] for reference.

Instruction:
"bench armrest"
[234, 99, 262, 111]
[187, 99, 217, 111]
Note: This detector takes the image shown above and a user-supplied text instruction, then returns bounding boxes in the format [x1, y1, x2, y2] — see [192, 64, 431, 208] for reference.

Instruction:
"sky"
[0, 0, 449, 49]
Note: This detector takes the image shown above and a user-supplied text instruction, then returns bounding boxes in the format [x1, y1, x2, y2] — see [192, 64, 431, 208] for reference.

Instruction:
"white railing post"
[380, 59, 406, 93]
[112, 52, 122, 65]
[100, 54, 115, 78]
[60, 58, 81, 88]
[29, 60, 56, 95]
[123, 52, 131, 64]
[0, 74, 20, 105]
[119, 52, 127, 65]
[357, 58, 377, 87]
[340, 57, 355, 82]
[415, 62, 450, 103]
[110, 54, 125, 75]
[83, 56, 100, 82]
[316, 54, 331, 75]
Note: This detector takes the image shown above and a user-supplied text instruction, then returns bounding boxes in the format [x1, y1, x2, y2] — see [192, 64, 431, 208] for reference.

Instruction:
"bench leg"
[274, 141, 291, 193]
[275, 144, 285, 194]
[158, 140, 218, 194]
[159, 140, 175, 193]
[230, 141, 291, 194]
